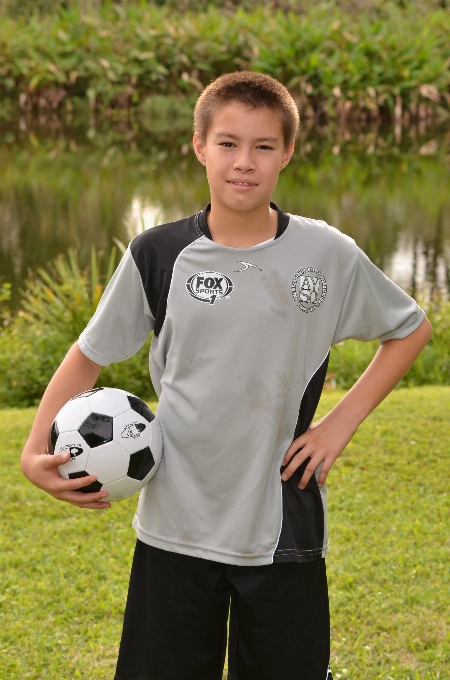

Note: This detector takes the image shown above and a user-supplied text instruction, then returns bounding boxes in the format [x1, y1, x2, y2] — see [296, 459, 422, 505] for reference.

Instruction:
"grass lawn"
[1, 388, 449, 679]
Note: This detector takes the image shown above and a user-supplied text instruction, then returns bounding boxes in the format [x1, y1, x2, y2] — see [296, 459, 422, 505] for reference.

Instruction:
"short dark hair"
[194, 71, 299, 148]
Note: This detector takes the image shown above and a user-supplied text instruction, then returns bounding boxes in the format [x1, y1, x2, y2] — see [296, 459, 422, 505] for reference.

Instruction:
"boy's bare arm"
[20, 342, 111, 510]
[282, 317, 432, 490]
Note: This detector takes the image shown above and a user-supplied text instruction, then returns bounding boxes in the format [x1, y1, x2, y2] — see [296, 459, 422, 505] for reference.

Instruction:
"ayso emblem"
[121, 422, 147, 439]
[292, 267, 327, 313]
[58, 444, 84, 459]
[186, 271, 234, 305]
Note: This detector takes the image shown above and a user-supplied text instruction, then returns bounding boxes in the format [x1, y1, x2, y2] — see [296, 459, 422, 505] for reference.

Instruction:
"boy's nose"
[233, 152, 255, 172]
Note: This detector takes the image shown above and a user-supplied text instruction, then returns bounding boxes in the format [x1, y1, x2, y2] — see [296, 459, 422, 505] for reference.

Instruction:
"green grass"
[1, 388, 449, 678]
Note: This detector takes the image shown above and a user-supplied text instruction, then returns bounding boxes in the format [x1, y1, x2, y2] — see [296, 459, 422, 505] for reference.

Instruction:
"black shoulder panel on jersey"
[273, 353, 330, 563]
[130, 204, 290, 336]
[130, 215, 201, 336]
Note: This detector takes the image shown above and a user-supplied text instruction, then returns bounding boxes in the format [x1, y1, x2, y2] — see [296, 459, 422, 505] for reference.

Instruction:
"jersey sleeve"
[332, 247, 425, 345]
[78, 247, 154, 366]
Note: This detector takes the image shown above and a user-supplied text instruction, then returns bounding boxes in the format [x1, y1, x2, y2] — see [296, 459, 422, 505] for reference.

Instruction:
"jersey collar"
[197, 202, 290, 241]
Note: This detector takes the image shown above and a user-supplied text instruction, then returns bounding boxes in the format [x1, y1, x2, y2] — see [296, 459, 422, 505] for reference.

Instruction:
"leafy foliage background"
[0, 1, 449, 120]
[0, 248, 155, 406]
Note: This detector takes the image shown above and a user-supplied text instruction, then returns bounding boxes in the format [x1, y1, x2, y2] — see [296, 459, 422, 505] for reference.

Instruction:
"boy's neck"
[206, 198, 278, 248]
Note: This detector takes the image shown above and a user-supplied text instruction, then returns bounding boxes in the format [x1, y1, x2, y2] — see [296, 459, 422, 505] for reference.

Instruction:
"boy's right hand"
[19, 342, 107, 508]
[21, 447, 111, 510]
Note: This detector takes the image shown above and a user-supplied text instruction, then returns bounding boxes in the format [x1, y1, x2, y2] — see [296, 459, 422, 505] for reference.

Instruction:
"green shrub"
[1, 244, 449, 407]
[0, 2, 449, 119]
[1, 0, 448, 17]
[0, 247, 156, 407]
[329, 300, 450, 389]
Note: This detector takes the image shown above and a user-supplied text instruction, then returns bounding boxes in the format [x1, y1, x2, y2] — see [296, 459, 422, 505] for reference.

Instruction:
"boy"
[21, 72, 431, 680]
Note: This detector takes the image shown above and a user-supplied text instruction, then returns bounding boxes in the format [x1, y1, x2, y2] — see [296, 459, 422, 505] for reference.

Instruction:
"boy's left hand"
[281, 412, 357, 490]
[281, 318, 432, 490]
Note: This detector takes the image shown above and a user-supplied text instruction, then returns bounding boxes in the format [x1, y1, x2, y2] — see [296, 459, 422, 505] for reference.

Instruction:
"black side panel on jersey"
[130, 215, 201, 336]
[273, 353, 330, 563]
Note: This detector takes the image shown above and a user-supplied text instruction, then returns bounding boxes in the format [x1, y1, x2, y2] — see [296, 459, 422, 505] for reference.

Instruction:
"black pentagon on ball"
[71, 387, 104, 401]
[49, 420, 59, 452]
[78, 412, 113, 448]
[127, 446, 155, 481]
[68, 470, 103, 493]
[128, 395, 155, 423]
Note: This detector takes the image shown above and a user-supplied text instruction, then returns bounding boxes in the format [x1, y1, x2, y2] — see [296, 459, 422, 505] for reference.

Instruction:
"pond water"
[1, 118, 450, 310]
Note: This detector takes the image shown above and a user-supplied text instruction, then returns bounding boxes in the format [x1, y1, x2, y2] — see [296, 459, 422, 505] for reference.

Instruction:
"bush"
[0, 2, 449, 120]
[328, 300, 450, 389]
[0, 247, 156, 407]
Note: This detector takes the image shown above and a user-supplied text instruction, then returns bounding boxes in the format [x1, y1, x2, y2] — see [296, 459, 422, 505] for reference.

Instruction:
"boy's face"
[193, 103, 294, 214]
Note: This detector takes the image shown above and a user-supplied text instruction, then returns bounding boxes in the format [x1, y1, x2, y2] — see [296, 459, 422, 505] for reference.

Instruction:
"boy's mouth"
[227, 180, 258, 188]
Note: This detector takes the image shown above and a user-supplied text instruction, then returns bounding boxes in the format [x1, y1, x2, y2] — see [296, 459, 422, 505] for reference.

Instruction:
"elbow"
[423, 316, 432, 343]
[416, 316, 432, 349]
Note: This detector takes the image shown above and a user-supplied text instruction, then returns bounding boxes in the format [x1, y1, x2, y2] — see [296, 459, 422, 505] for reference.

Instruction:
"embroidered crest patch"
[292, 267, 327, 313]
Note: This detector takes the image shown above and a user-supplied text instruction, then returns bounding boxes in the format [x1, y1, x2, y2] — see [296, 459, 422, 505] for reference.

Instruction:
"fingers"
[281, 448, 309, 481]
[51, 478, 111, 509]
[44, 450, 71, 468]
[282, 451, 318, 488]
[282, 435, 306, 467]
[63, 473, 100, 491]
[71, 502, 111, 510]
[35, 453, 111, 509]
[297, 458, 321, 490]
[283, 449, 336, 489]
[63, 491, 111, 510]
[282, 452, 325, 490]
[22, 449, 111, 510]
[298, 460, 333, 490]
[54, 486, 110, 509]
[43, 467, 96, 493]
[316, 462, 332, 489]
[281, 432, 335, 490]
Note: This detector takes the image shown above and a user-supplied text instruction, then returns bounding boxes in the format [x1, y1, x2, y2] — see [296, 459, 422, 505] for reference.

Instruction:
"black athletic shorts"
[115, 540, 332, 680]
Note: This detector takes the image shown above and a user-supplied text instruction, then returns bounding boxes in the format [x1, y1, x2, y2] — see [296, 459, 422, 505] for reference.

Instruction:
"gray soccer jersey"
[79, 205, 424, 567]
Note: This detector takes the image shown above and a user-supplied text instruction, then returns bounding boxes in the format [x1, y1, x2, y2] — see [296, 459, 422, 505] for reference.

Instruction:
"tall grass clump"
[0, 2, 449, 121]
[0, 247, 155, 407]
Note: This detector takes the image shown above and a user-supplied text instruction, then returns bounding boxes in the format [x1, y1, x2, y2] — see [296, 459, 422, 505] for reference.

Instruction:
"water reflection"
[385, 234, 449, 300]
[124, 198, 165, 240]
[1, 124, 449, 310]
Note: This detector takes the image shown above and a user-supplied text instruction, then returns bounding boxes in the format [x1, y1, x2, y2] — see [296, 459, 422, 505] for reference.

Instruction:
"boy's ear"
[280, 143, 295, 169]
[192, 134, 207, 166]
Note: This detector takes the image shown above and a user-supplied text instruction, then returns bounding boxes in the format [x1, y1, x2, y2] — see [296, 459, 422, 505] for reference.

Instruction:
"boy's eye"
[218, 142, 274, 150]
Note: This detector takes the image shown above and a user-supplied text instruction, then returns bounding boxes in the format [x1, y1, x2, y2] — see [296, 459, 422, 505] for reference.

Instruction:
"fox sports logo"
[186, 271, 234, 305]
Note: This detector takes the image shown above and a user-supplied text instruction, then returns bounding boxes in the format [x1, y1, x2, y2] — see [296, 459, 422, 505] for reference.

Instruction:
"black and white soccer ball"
[48, 387, 162, 502]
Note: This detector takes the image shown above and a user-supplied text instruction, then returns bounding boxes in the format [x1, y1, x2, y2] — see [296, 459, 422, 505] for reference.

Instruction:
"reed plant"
[0, 2, 449, 121]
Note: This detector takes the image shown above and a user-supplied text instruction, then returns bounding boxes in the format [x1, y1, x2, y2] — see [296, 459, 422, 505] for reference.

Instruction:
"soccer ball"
[48, 387, 162, 502]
